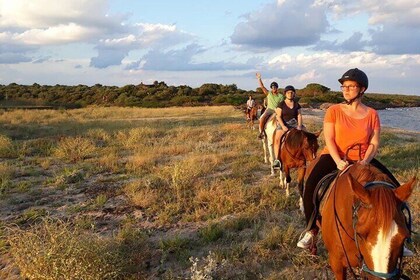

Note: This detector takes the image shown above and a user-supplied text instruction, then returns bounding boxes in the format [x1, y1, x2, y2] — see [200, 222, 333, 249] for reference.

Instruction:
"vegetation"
[0, 106, 418, 279]
[1, 82, 419, 109]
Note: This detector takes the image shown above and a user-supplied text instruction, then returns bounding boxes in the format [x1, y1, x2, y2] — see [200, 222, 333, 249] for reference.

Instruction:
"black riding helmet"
[270, 81, 278, 88]
[338, 68, 368, 90]
[284, 85, 296, 93]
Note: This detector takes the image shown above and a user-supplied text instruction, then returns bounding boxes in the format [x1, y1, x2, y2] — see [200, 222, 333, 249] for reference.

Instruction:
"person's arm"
[297, 109, 303, 130]
[324, 121, 348, 170]
[275, 107, 288, 131]
[359, 128, 380, 165]
[256, 73, 269, 95]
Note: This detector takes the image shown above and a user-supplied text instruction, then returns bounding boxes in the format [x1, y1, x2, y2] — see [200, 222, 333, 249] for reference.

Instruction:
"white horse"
[261, 115, 281, 178]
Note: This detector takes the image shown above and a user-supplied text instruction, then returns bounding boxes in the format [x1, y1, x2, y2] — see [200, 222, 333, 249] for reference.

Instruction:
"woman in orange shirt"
[296, 68, 404, 252]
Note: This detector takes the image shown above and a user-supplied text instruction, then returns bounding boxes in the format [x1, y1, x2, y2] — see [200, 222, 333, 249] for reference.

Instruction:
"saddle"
[304, 169, 339, 232]
[314, 170, 339, 208]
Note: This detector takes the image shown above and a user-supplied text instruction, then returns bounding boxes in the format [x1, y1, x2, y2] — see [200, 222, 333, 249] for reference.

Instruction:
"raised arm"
[256, 72, 269, 95]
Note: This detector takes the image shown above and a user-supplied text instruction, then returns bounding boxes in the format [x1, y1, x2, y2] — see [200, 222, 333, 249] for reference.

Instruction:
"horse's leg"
[268, 139, 275, 176]
[297, 167, 306, 212]
[281, 167, 290, 196]
[279, 169, 285, 189]
[329, 258, 347, 280]
[262, 138, 268, 164]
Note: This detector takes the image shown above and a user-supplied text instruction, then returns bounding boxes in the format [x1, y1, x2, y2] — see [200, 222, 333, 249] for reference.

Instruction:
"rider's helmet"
[284, 85, 296, 93]
[338, 68, 368, 90]
[270, 82, 279, 89]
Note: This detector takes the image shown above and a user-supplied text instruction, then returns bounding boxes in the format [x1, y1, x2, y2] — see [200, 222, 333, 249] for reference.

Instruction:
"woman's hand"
[337, 159, 349, 170]
[256, 73, 261, 79]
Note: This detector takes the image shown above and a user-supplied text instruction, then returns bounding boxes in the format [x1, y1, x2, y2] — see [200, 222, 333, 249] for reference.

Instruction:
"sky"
[0, 0, 419, 95]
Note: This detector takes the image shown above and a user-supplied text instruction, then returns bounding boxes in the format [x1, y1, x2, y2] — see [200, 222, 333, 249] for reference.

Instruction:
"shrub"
[0, 134, 16, 158]
[54, 137, 96, 162]
[0, 162, 14, 195]
[7, 219, 122, 280]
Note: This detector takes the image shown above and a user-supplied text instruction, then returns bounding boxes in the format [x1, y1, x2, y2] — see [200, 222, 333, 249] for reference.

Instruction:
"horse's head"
[301, 130, 321, 161]
[348, 171, 416, 279]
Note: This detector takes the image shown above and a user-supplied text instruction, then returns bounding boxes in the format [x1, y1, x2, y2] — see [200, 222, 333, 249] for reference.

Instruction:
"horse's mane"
[353, 165, 398, 234]
[286, 129, 316, 150]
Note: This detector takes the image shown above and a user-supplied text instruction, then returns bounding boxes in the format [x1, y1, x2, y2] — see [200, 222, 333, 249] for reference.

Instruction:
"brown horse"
[279, 128, 320, 201]
[318, 163, 416, 280]
[246, 106, 258, 130]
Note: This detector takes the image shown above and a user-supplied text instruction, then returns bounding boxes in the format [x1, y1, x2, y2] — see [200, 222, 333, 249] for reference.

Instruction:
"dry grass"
[0, 105, 418, 279]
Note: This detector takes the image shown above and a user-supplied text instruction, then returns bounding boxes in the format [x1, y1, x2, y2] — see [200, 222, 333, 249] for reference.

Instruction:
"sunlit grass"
[0, 106, 418, 279]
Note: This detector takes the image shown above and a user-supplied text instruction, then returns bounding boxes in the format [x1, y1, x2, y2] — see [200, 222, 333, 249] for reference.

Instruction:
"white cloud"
[231, 0, 329, 49]
[14, 24, 99, 45]
[0, 0, 111, 29]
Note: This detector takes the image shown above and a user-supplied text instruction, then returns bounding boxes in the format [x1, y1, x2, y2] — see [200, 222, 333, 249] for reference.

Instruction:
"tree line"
[0, 81, 419, 109]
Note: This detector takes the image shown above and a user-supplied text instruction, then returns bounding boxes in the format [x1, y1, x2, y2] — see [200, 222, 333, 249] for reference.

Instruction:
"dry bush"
[0, 134, 16, 158]
[123, 180, 159, 209]
[115, 127, 157, 149]
[54, 136, 96, 162]
[194, 179, 247, 219]
[86, 128, 112, 146]
[0, 162, 14, 194]
[7, 219, 122, 280]
[125, 151, 160, 174]
[96, 149, 121, 173]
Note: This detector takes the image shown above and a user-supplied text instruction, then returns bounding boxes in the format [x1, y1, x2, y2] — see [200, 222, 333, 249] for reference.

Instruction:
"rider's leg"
[258, 110, 272, 139]
[272, 129, 284, 168]
[258, 111, 266, 135]
[298, 154, 336, 248]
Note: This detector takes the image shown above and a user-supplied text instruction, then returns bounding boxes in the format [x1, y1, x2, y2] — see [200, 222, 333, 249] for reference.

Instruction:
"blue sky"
[1, 0, 419, 95]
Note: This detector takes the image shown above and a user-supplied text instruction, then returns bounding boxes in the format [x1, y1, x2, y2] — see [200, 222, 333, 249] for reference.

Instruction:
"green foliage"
[198, 223, 224, 243]
[1, 82, 419, 109]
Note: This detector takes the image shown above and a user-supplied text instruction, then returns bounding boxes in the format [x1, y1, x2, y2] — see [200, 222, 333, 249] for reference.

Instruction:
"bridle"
[332, 171, 413, 280]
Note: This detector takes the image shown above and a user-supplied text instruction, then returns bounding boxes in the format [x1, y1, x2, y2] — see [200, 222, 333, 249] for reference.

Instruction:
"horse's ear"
[394, 177, 417, 202]
[314, 130, 322, 138]
[348, 174, 370, 204]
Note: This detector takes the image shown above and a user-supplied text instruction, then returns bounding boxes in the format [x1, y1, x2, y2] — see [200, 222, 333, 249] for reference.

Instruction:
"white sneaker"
[297, 231, 315, 249]
[403, 246, 414, 257]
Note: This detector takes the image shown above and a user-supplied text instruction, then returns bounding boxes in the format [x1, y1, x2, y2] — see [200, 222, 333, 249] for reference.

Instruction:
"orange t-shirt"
[321, 104, 380, 161]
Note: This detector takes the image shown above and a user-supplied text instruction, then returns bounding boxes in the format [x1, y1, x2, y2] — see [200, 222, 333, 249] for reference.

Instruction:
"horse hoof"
[299, 198, 304, 213]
